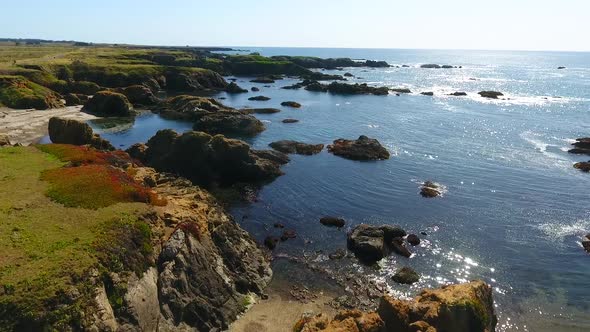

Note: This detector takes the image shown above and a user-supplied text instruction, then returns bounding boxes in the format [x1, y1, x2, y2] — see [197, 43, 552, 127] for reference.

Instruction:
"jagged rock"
[306, 81, 389, 95]
[161, 95, 265, 136]
[281, 101, 302, 108]
[0, 134, 11, 147]
[269, 140, 324, 155]
[282, 118, 299, 123]
[320, 216, 346, 228]
[449, 92, 467, 96]
[378, 280, 496, 332]
[420, 64, 441, 69]
[141, 129, 285, 187]
[226, 82, 248, 93]
[344, 72, 354, 77]
[251, 149, 290, 165]
[568, 137, 590, 155]
[582, 234, 590, 253]
[392, 267, 420, 285]
[478, 91, 504, 99]
[421, 92, 434, 96]
[420, 181, 442, 198]
[242, 108, 281, 114]
[119, 85, 158, 105]
[164, 69, 227, 92]
[391, 88, 412, 94]
[295, 310, 384, 332]
[126, 143, 148, 162]
[380, 225, 407, 242]
[82, 91, 134, 116]
[251, 86, 260, 91]
[328, 135, 390, 161]
[390, 237, 412, 258]
[574, 161, 590, 172]
[248, 95, 271, 101]
[63, 93, 83, 106]
[407, 234, 420, 246]
[48, 117, 115, 150]
[347, 224, 386, 263]
[558, 66, 566, 69]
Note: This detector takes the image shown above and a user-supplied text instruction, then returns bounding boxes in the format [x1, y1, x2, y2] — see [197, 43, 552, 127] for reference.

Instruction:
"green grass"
[0, 146, 152, 330]
[0, 75, 64, 109]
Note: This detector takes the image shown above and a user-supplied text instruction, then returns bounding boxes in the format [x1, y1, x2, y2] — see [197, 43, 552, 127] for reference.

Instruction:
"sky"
[1, 0, 589, 52]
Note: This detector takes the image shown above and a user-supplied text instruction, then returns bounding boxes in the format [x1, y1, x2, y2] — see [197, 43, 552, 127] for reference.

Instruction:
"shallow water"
[103, 48, 590, 331]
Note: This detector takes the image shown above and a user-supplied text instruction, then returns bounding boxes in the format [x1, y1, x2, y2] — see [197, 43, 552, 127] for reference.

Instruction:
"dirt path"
[0, 106, 96, 145]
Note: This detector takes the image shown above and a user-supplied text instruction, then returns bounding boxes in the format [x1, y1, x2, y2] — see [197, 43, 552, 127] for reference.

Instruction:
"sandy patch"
[0, 106, 96, 145]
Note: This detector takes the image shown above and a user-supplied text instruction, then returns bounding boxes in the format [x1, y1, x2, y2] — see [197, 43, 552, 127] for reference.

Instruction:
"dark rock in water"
[242, 108, 281, 114]
[574, 161, 590, 172]
[281, 230, 297, 242]
[478, 91, 504, 99]
[347, 224, 386, 263]
[281, 83, 303, 90]
[327, 135, 390, 161]
[582, 234, 590, 252]
[82, 91, 134, 116]
[344, 72, 354, 77]
[63, 93, 82, 106]
[391, 88, 412, 94]
[273, 223, 285, 228]
[402, 64, 410, 68]
[390, 237, 412, 258]
[0, 134, 11, 147]
[248, 95, 271, 101]
[441, 65, 455, 69]
[420, 181, 443, 198]
[264, 236, 279, 249]
[421, 64, 441, 69]
[365, 60, 391, 68]
[329, 248, 347, 260]
[449, 91, 467, 96]
[392, 267, 420, 285]
[558, 66, 566, 69]
[281, 101, 302, 108]
[380, 225, 407, 243]
[161, 95, 264, 136]
[306, 81, 389, 95]
[407, 234, 420, 246]
[378, 280, 496, 332]
[228, 78, 237, 82]
[568, 137, 590, 155]
[269, 140, 324, 155]
[282, 118, 299, 123]
[48, 117, 114, 150]
[251, 86, 260, 91]
[141, 129, 285, 188]
[226, 82, 248, 93]
[420, 91, 434, 96]
[164, 69, 228, 92]
[251, 149, 290, 165]
[320, 216, 346, 228]
[250, 77, 275, 84]
[118, 85, 158, 105]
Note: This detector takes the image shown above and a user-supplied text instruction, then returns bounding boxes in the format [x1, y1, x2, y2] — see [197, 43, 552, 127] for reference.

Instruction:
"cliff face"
[85, 168, 272, 332]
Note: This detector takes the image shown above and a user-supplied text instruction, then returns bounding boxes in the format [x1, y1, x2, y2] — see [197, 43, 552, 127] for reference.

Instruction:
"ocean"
[90, 48, 590, 331]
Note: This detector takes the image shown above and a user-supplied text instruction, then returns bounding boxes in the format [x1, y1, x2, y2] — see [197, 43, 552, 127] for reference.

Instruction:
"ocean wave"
[537, 218, 590, 242]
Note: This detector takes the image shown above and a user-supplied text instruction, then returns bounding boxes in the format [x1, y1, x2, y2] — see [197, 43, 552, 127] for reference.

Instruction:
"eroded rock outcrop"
[328, 135, 390, 161]
[82, 90, 134, 116]
[347, 224, 407, 264]
[48, 117, 114, 150]
[269, 140, 324, 155]
[130, 129, 287, 188]
[305, 81, 389, 96]
[568, 137, 590, 155]
[118, 85, 158, 105]
[295, 310, 384, 332]
[0, 75, 64, 109]
[478, 91, 504, 99]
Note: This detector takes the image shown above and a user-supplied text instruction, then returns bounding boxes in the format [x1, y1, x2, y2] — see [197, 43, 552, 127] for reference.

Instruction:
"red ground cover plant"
[36, 144, 137, 167]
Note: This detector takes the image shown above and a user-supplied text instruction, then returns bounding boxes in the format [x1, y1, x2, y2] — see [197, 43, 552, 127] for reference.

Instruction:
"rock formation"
[48, 117, 114, 150]
[478, 91, 504, 99]
[269, 140, 324, 155]
[82, 91, 134, 116]
[347, 224, 407, 263]
[328, 135, 390, 161]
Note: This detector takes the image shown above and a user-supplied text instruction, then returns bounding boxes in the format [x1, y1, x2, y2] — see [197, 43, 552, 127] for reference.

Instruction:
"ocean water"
[97, 48, 590, 331]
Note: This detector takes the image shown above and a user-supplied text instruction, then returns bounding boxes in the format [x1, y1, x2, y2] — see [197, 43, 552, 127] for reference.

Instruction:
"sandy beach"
[0, 106, 96, 145]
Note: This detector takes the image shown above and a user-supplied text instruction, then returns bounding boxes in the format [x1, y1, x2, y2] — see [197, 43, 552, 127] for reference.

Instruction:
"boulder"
[282, 118, 299, 123]
[0, 134, 11, 147]
[48, 117, 114, 150]
[306, 81, 389, 95]
[320, 216, 346, 228]
[392, 267, 420, 285]
[344, 72, 354, 77]
[242, 108, 281, 114]
[568, 137, 590, 155]
[391, 88, 412, 94]
[378, 280, 496, 332]
[420, 64, 441, 69]
[119, 85, 158, 105]
[141, 129, 285, 188]
[82, 91, 134, 116]
[269, 140, 324, 155]
[280, 230, 297, 242]
[295, 310, 384, 332]
[251, 87, 260, 92]
[582, 234, 590, 253]
[407, 234, 420, 246]
[250, 77, 275, 84]
[380, 225, 407, 242]
[63, 93, 83, 106]
[558, 66, 566, 69]
[126, 143, 148, 162]
[328, 135, 390, 161]
[449, 92, 467, 96]
[421, 92, 434, 96]
[347, 224, 386, 263]
[478, 91, 504, 99]
[420, 181, 442, 198]
[248, 95, 271, 101]
[226, 82, 248, 93]
[281, 101, 302, 108]
[164, 69, 227, 92]
[574, 161, 590, 172]
[390, 237, 412, 258]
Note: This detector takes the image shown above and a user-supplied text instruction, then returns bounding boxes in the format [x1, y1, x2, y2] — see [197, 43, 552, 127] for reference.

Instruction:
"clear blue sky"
[2, 0, 588, 51]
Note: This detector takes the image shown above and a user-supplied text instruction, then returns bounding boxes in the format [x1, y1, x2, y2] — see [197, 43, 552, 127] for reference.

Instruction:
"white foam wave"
[537, 218, 590, 242]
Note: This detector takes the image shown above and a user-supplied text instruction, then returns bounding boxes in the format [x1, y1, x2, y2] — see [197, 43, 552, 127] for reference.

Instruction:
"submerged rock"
[242, 108, 281, 114]
[478, 91, 504, 99]
[378, 280, 496, 332]
[82, 91, 134, 116]
[264, 236, 280, 249]
[269, 140, 324, 155]
[48, 117, 114, 150]
[282, 118, 299, 123]
[327, 135, 390, 161]
[281, 101, 302, 108]
[574, 161, 590, 172]
[226, 82, 248, 93]
[392, 267, 420, 285]
[250, 77, 275, 84]
[320, 216, 346, 228]
[248, 95, 271, 101]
